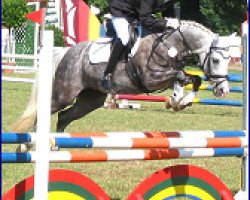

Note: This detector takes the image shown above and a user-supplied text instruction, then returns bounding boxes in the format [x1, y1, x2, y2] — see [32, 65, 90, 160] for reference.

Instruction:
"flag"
[25, 8, 46, 25]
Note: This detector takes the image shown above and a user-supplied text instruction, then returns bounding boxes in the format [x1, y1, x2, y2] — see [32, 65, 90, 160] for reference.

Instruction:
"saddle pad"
[89, 37, 141, 64]
[89, 38, 112, 64]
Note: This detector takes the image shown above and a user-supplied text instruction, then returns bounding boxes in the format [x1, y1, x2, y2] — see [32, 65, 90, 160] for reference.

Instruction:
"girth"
[125, 58, 151, 93]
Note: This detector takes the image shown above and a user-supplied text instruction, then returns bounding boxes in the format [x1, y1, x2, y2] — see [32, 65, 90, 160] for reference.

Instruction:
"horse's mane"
[179, 20, 214, 36]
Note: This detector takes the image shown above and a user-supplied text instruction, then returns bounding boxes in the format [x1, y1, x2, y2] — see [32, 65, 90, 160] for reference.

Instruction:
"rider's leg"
[101, 17, 129, 91]
[101, 38, 126, 90]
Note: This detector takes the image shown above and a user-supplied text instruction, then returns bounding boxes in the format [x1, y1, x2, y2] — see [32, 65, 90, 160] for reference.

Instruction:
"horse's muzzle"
[212, 79, 229, 98]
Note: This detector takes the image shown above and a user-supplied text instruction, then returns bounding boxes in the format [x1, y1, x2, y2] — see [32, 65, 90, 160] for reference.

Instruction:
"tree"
[2, 0, 30, 29]
[180, 0, 202, 22]
[85, 0, 110, 20]
[180, 0, 247, 35]
[200, 0, 247, 35]
[2, 0, 31, 55]
[46, 25, 65, 47]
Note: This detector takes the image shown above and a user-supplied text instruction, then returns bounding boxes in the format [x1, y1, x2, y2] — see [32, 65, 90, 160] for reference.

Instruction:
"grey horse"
[12, 20, 233, 133]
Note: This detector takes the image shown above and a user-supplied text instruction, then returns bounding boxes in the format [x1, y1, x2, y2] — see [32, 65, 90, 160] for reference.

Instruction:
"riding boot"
[101, 38, 126, 92]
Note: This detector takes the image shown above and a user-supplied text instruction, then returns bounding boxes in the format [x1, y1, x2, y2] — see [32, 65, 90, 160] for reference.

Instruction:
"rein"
[146, 29, 176, 68]
[147, 28, 200, 70]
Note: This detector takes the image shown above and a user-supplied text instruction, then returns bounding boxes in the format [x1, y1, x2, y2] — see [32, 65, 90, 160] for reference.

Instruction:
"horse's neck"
[139, 22, 214, 54]
[179, 21, 215, 53]
[133, 21, 215, 70]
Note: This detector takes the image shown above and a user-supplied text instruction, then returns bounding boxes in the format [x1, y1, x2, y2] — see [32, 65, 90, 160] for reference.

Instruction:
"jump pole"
[8, 137, 246, 149]
[2, 130, 246, 143]
[185, 84, 242, 93]
[33, 30, 53, 200]
[185, 70, 242, 82]
[237, 25, 249, 199]
[114, 94, 243, 107]
[2, 148, 247, 163]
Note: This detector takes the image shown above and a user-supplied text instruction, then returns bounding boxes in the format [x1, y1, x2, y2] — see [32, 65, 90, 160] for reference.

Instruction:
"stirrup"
[100, 74, 113, 92]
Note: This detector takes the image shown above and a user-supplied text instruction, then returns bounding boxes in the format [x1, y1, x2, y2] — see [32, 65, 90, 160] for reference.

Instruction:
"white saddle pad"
[89, 37, 141, 64]
[89, 38, 112, 64]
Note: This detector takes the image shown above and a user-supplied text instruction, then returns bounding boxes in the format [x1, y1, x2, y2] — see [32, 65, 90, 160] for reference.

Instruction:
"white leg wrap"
[172, 83, 184, 102]
[181, 90, 197, 105]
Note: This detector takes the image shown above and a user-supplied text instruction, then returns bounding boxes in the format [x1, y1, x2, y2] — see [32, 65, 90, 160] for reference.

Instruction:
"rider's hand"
[166, 18, 180, 29]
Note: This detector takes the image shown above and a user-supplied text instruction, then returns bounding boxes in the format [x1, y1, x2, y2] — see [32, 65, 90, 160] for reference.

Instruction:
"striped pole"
[2, 131, 246, 143]
[2, 148, 247, 163]
[185, 70, 242, 82]
[114, 94, 242, 107]
[113, 95, 170, 102]
[193, 98, 242, 107]
[50, 137, 247, 149]
[185, 84, 242, 93]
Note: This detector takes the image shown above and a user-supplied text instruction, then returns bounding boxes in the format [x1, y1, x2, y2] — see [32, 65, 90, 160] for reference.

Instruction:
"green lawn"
[2, 71, 244, 200]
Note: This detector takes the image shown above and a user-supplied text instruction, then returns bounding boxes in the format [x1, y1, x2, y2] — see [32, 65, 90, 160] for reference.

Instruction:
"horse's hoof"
[186, 102, 193, 107]
[165, 100, 172, 109]
[173, 102, 192, 112]
[172, 106, 182, 112]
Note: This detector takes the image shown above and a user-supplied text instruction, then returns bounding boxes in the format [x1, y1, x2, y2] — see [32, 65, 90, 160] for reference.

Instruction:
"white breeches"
[112, 17, 130, 46]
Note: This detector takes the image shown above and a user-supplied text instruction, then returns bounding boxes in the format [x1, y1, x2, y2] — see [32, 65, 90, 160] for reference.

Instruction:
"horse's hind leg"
[57, 89, 107, 132]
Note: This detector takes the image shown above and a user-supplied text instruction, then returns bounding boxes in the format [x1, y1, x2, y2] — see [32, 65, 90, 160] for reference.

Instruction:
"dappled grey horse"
[12, 20, 233, 133]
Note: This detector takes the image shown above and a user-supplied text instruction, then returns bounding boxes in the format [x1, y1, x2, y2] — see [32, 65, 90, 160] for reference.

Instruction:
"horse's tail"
[10, 47, 69, 132]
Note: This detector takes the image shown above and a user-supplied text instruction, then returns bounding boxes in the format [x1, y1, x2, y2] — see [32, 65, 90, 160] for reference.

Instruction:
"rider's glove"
[165, 18, 180, 29]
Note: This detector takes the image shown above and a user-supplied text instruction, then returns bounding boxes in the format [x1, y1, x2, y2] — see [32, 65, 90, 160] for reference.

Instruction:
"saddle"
[89, 22, 141, 64]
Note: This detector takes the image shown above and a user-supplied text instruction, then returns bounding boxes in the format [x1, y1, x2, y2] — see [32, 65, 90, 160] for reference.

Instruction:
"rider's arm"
[139, 0, 166, 33]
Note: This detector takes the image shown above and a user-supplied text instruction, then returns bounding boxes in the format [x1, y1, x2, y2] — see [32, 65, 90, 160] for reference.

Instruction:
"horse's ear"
[212, 34, 220, 46]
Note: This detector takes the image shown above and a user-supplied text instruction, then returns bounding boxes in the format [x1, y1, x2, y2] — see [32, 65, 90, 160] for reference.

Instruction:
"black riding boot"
[101, 38, 126, 92]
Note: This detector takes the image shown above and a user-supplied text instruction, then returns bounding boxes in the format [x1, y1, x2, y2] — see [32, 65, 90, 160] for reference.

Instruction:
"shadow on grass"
[121, 105, 241, 117]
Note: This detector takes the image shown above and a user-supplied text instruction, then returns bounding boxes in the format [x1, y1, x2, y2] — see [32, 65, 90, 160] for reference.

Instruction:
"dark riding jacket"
[110, 0, 171, 33]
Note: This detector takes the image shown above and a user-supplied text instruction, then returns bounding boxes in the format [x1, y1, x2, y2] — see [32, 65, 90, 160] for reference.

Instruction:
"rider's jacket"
[110, 0, 171, 33]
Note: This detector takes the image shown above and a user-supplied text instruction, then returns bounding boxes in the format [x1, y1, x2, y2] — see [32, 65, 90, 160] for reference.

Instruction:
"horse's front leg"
[179, 75, 202, 107]
[165, 82, 184, 111]
[166, 74, 202, 111]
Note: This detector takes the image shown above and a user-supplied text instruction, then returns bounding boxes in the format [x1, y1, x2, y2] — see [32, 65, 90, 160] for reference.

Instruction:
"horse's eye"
[212, 58, 219, 64]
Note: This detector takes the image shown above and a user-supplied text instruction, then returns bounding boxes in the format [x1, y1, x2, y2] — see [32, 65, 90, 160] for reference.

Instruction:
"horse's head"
[200, 35, 233, 98]
[176, 21, 233, 98]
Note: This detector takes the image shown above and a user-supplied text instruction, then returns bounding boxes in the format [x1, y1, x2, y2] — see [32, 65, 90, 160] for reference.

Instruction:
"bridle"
[151, 28, 230, 83]
[199, 46, 230, 80]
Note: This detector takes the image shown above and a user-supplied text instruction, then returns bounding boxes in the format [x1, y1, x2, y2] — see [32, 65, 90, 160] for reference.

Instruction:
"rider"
[100, 0, 180, 91]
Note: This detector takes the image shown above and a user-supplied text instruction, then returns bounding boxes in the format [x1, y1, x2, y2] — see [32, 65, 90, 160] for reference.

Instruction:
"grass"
[2, 70, 244, 200]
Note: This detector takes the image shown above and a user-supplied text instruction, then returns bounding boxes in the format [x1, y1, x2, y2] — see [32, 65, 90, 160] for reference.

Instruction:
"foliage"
[2, 0, 31, 29]
[85, 0, 247, 35]
[45, 25, 66, 47]
[199, 0, 247, 35]
[85, 0, 111, 21]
